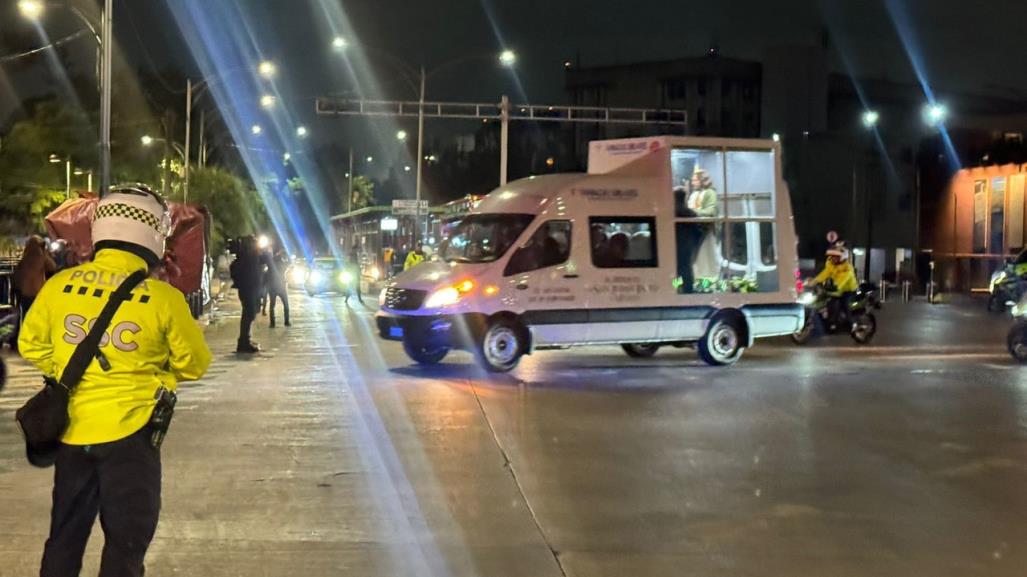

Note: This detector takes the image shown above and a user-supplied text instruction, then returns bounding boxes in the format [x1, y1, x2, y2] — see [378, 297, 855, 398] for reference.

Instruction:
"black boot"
[237, 339, 260, 353]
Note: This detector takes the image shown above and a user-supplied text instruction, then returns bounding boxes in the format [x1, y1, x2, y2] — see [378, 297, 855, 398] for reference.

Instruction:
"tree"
[0, 99, 93, 235]
[167, 166, 264, 253]
[349, 176, 375, 210]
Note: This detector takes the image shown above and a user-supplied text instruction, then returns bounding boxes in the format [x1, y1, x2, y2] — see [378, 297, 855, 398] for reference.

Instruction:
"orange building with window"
[926, 164, 1027, 291]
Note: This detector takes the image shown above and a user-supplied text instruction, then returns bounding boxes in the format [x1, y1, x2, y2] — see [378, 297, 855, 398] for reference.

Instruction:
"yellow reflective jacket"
[813, 260, 858, 295]
[18, 249, 212, 445]
[404, 251, 425, 271]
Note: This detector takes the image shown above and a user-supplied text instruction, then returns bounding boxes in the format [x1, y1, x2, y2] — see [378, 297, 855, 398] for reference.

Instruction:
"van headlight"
[290, 267, 307, 284]
[424, 279, 475, 309]
[339, 270, 355, 285]
[308, 270, 324, 284]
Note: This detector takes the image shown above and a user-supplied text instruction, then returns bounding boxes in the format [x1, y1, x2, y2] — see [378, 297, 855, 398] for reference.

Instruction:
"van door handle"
[516, 283, 529, 290]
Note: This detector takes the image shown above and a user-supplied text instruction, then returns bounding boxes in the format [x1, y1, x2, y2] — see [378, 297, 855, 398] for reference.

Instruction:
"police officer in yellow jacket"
[19, 184, 212, 577]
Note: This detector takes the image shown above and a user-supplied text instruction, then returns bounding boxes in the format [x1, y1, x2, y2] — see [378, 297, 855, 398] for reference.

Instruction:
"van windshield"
[442, 214, 535, 263]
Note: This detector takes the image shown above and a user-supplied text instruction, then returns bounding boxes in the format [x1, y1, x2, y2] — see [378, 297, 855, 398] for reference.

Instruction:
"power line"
[0, 31, 89, 66]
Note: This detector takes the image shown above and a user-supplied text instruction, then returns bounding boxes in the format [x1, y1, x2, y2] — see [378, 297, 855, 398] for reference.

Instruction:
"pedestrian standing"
[18, 183, 211, 577]
[13, 235, 56, 320]
[404, 242, 426, 271]
[265, 246, 291, 327]
[345, 246, 364, 305]
[230, 236, 263, 353]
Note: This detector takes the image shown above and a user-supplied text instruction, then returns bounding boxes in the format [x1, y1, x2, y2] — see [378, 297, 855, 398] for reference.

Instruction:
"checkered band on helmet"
[91, 183, 170, 262]
[93, 202, 163, 233]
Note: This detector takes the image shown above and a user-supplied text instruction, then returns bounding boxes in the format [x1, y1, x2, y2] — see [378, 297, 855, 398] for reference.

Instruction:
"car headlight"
[290, 268, 307, 284]
[308, 270, 324, 284]
[424, 279, 475, 309]
[339, 270, 355, 285]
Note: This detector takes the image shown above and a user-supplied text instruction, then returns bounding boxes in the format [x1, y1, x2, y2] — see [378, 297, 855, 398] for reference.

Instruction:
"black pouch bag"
[15, 270, 148, 468]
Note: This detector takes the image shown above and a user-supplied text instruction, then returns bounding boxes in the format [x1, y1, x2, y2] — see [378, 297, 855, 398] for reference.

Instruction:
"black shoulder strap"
[59, 269, 148, 390]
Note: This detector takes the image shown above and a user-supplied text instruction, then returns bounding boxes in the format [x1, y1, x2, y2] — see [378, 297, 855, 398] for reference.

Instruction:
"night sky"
[4, 0, 1027, 142]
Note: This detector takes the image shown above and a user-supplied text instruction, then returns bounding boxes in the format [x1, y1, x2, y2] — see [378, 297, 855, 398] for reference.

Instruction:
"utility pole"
[415, 66, 426, 241]
[347, 147, 354, 213]
[500, 95, 509, 186]
[99, 0, 112, 197]
[184, 78, 192, 204]
[65, 160, 71, 199]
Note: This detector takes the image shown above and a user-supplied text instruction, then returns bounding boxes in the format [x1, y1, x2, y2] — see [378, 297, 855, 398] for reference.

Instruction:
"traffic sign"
[392, 199, 428, 215]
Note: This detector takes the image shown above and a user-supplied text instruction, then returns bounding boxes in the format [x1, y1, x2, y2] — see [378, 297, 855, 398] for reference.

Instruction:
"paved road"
[1, 294, 1025, 576]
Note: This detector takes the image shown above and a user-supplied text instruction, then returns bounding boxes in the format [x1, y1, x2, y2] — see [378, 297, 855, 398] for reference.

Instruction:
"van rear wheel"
[698, 317, 745, 366]
[477, 317, 525, 373]
[621, 343, 660, 358]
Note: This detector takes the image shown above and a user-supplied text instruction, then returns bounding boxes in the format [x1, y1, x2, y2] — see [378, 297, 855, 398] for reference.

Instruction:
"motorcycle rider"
[810, 242, 858, 326]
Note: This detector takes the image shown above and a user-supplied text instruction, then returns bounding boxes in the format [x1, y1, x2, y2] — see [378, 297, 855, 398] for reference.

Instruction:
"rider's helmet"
[91, 183, 172, 267]
[826, 241, 849, 263]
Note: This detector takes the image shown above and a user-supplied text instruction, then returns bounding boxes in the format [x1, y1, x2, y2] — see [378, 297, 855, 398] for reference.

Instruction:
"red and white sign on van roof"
[588, 137, 664, 174]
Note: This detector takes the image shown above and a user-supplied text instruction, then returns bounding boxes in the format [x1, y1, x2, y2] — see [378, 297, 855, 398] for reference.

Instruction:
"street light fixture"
[258, 60, 277, 79]
[396, 130, 408, 141]
[925, 103, 947, 126]
[48, 153, 72, 199]
[332, 36, 349, 51]
[499, 49, 517, 67]
[296, 126, 308, 138]
[862, 110, 880, 128]
[141, 135, 155, 146]
[17, 0, 44, 20]
[283, 152, 291, 162]
[366, 155, 374, 163]
[260, 94, 276, 109]
[251, 124, 262, 135]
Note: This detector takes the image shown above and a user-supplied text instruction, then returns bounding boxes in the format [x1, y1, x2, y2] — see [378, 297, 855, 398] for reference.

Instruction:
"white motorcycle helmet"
[91, 183, 172, 266]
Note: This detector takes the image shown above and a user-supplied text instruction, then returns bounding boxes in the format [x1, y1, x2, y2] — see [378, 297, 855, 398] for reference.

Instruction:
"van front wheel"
[477, 317, 525, 373]
[403, 340, 449, 366]
[698, 317, 745, 366]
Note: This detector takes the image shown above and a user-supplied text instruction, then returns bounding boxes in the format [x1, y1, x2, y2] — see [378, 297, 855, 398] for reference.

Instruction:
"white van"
[376, 136, 803, 372]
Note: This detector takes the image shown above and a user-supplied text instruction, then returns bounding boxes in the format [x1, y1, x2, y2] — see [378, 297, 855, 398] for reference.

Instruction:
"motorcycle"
[792, 282, 880, 345]
[989, 261, 1027, 313]
[1006, 295, 1027, 363]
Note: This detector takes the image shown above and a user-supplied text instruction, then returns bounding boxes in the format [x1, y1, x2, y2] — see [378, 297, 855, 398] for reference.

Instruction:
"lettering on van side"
[527, 286, 576, 304]
[572, 188, 639, 201]
[62, 314, 142, 352]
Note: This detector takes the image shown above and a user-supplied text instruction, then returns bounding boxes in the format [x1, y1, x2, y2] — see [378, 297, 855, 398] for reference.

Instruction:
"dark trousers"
[268, 289, 289, 326]
[239, 292, 260, 343]
[41, 427, 161, 577]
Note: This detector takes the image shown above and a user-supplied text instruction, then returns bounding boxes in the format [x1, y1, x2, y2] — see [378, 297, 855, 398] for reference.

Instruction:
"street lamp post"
[49, 154, 71, 199]
[100, 0, 112, 196]
[20, 0, 111, 195]
[74, 168, 93, 193]
[184, 62, 277, 204]
[332, 41, 516, 240]
[862, 109, 879, 282]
